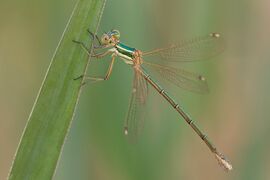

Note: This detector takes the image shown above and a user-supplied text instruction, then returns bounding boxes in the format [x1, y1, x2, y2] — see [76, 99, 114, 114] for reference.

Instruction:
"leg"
[72, 39, 111, 57]
[80, 55, 116, 85]
[72, 40, 91, 55]
[92, 50, 113, 59]
[87, 29, 102, 45]
[72, 30, 104, 53]
[87, 29, 107, 49]
[72, 42, 113, 80]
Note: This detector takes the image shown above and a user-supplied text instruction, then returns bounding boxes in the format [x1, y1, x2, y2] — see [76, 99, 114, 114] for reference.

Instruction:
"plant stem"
[8, 0, 107, 179]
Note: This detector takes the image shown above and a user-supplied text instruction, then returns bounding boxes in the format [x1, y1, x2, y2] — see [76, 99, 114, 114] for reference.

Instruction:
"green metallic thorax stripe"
[115, 42, 136, 58]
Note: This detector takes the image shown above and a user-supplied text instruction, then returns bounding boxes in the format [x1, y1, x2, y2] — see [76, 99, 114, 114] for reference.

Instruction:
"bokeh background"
[1, 0, 270, 179]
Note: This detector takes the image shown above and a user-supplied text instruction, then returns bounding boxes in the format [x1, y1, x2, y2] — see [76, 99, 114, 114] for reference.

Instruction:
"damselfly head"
[101, 29, 121, 45]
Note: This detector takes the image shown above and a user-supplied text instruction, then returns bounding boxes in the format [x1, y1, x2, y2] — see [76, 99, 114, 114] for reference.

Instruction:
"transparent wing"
[143, 62, 209, 93]
[124, 68, 148, 142]
[143, 33, 224, 62]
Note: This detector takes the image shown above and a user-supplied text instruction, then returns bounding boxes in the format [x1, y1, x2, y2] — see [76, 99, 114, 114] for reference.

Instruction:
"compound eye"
[101, 34, 109, 45]
[112, 29, 120, 39]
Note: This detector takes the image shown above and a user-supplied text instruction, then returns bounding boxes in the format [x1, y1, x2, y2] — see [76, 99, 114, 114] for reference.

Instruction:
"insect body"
[73, 29, 232, 171]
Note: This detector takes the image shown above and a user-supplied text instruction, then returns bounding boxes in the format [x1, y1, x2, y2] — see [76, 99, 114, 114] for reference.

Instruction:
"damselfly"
[73, 29, 232, 171]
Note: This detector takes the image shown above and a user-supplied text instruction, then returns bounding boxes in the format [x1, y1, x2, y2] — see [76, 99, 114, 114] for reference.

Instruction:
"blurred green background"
[1, 0, 270, 179]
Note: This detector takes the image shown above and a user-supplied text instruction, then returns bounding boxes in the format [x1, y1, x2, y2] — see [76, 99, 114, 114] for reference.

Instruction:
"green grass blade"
[8, 0, 107, 179]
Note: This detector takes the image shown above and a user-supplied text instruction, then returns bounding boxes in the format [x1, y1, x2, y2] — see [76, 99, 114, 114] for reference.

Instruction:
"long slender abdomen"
[138, 67, 232, 171]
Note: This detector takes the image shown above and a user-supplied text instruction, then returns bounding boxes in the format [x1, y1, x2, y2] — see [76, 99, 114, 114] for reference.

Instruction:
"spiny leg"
[72, 40, 91, 80]
[72, 39, 113, 80]
[72, 29, 104, 54]
[87, 29, 102, 46]
[72, 40, 91, 55]
[72, 28, 114, 83]
[72, 32, 95, 54]
[81, 55, 116, 85]
[72, 39, 110, 57]
[87, 29, 108, 50]
[92, 50, 113, 59]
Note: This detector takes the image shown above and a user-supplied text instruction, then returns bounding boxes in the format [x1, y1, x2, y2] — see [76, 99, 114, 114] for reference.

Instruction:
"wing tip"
[210, 32, 221, 38]
[124, 127, 128, 135]
[198, 75, 206, 81]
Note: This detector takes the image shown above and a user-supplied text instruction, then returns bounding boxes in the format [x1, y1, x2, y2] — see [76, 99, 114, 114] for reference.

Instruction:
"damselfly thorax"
[114, 42, 143, 67]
